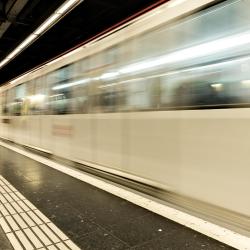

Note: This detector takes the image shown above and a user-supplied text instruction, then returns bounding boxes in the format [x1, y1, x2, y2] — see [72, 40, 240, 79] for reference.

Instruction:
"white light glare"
[28, 94, 45, 102]
[53, 78, 90, 90]
[120, 32, 250, 75]
[34, 13, 60, 35]
[100, 72, 119, 80]
[211, 83, 223, 91]
[56, 0, 79, 14]
[168, 0, 187, 8]
[241, 80, 250, 87]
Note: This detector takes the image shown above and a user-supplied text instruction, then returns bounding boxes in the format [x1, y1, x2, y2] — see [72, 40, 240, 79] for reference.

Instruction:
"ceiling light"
[56, 0, 80, 14]
[34, 13, 60, 35]
[18, 34, 38, 49]
[7, 48, 22, 59]
[0, 0, 83, 71]
[0, 59, 9, 67]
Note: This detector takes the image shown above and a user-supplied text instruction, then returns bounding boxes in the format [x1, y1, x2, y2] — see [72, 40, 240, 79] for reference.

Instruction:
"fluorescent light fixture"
[0, 0, 83, 71]
[52, 78, 90, 90]
[7, 48, 21, 59]
[34, 13, 60, 35]
[56, 0, 80, 14]
[0, 59, 9, 67]
[18, 34, 38, 49]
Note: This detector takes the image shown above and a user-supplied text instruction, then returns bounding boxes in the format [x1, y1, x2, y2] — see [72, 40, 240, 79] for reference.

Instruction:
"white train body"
[1, 0, 250, 234]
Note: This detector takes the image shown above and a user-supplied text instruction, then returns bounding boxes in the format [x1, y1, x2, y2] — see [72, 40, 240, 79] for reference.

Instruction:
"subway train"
[1, 0, 250, 235]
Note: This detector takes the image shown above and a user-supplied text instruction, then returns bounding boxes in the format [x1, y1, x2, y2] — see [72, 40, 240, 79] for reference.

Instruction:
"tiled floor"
[0, 226, 13, 249]
[0, 145, 235, 250]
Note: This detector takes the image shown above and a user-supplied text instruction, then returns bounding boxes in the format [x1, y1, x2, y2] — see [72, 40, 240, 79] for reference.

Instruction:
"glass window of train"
[50, 66, 74, 115]
[214, 60, 250, 106]
[1, 91, 8, 115]
[89, 78, 102, 113]
[120, 78, 157, 111]
[190, 0, 250, 42]
[43, 74, 52, 115]
[69, 59, 90, 114]
[0, 92, 4, 115]
[33, 77, 46, 115]
[6, 88, 15, 116]
[87, 54, 104, 113]
[163, 64, 236, 109]
[98, 84, 117, 113]
[0, 92, 2, 115]
[4, 90, 9, 115]
[13, 84, 26, 116]
[160, 75, 180, 109]
[71, 82, 90, 114]
[98, 46, 121, 113]
[26, 79, 37, 115]
[0, 92, 2, 116]
[46, 71, 59, 115]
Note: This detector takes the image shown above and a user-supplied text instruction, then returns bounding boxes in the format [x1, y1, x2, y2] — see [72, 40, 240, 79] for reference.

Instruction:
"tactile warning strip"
[0, 175, 80, 250]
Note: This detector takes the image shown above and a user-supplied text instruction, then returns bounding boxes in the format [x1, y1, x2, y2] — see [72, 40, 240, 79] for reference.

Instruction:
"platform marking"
[0, 142, 250, 249]
[0, 175, 80, 250]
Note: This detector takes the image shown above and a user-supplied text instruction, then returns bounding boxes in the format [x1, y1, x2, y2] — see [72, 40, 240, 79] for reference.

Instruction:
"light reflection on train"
[1, 0, 250, 235]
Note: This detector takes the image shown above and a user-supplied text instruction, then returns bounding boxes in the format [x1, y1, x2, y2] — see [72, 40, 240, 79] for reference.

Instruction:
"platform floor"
[0, 144, 235, 250]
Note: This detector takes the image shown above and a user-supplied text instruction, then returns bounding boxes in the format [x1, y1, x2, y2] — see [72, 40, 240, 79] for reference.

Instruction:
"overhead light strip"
[0, 0, 83, 70]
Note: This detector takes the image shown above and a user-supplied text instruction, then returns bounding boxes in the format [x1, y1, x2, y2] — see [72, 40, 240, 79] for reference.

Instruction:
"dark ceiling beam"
[0, 0, 7, 22]
[0, 0, 29, 38]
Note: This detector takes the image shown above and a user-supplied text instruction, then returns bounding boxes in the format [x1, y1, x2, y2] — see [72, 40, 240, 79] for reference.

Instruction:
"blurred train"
[1, 0, 250, 235]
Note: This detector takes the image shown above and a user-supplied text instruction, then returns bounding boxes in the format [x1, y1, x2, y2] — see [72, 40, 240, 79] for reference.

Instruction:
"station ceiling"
[0, 0, 167, 85]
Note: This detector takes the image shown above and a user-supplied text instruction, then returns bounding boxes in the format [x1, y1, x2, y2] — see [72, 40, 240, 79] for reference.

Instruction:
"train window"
[87, 54, 104, 113]
[158, 55, 250, 109]
[160, 76, 179, 108]
[99, 84, 117, 112]
[13, 84, 26, 116]
[98, 47, 120, 113]
[49, 65, 74, 115]
[25, 78, 44, 115]
[6, 89, 15, 116]
[0, 92, 2, 115]
[1, 91, 8, 115]
[119, 78, 158, 111]
[69, 59, 91, 114]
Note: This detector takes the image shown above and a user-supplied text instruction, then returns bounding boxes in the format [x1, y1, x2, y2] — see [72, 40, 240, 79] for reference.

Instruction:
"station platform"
[0, 143, 235, 250]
